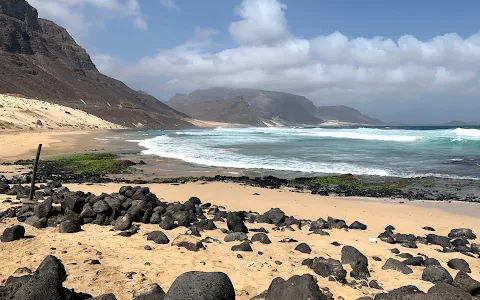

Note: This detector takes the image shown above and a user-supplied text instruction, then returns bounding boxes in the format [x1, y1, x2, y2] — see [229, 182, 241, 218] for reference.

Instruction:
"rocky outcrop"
[0, 0, 192, 129]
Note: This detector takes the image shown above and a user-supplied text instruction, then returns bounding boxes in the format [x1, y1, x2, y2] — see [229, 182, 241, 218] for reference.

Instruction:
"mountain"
[168, 87, 323, 126]
[0, 0, 192, 129]
[314, 105, 383, 125]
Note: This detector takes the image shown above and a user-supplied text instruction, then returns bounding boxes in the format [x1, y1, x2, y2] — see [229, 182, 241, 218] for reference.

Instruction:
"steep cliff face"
[0, 0, 193, 129]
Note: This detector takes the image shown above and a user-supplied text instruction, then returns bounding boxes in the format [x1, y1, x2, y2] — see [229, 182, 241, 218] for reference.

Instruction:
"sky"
[29, 0, 480, 124]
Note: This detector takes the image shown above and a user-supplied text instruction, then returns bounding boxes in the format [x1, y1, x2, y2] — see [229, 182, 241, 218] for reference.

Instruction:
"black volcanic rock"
[265, 274, 327, 300]
[0, 0, 193, 130]
[164, 271, 235, 300]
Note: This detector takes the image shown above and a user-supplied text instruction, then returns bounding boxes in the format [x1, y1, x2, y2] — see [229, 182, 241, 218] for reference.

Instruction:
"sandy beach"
[1, 182, 479, 299]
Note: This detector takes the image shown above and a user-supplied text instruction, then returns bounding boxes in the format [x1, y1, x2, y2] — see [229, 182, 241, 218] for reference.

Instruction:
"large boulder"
[427, 283, 472, 300]
[160, 216, 175, 230]
[373, 285, 424, 300]
[295, 243, 312, 254]
[426, 234, 451, 248]
[164, 271, 235, 300]
[422, 265, 453, 284]
[226, 212, 248, 233]
[231, 241, 253, 252]
[265, 274, 327, 300]
[261, 208, 286, 225]
[13, 255, 67, 300]
[92, 200, 110, 214]
[349, 221, 367, 230]
[1, 225, 25, 242]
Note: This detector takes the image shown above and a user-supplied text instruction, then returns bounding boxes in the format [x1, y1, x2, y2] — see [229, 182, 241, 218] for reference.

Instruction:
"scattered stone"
[85, 259, 101, 265]
[231, 241, 253, 252]
[59, 220, 81, 233]
[171, 235, 205, 252]
[114, 214, 132, 231]
[226, 212, 248, 233]
[147, 231, 170, 244]
[422, 265, 453, 284]
[279, 238, 298, 243]
[428, 282, 472, 300]
[331, 242, 341, 247]
[426, 234, 451, 248]
[390, 248, 400, 254]
[381, 258, 413, 275]
[309, 257, 346, 282]
[34, 198, 52, 219]
[133, 283, 165, 300]
[251, 233, 272, 244]
[275, 260, 282, 265]
[447, 258, 471, 273]
[349, 221, 367, 230]
[295, 243, 312, 254]
[1, 225, 25, 242]
[163, 271, 235, 300]
[237, 254, 243, 259]
[403, 256, 423, 266]
[261, 208, 286, 225]
[423, 257, 441, 267]
[224, 232, 248, 242]
[144, 245, 152, 251]
[372, 256, 382, 262]
[25, 216, 47, 229]
[369, 280, 383, 290]
[423, 226, 435, 231]
[448, 228, 476, 240]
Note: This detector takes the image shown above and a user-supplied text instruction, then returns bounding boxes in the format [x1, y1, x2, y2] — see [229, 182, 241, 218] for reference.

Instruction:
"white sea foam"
[454, 128, 480, 138]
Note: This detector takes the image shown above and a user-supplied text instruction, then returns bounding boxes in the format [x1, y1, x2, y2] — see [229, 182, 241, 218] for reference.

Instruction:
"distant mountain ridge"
[168, 87, 382, 126]
[0, 0, 192, 129]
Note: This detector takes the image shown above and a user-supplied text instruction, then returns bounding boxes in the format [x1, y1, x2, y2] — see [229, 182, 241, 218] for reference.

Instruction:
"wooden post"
[29, 144, 42, 201]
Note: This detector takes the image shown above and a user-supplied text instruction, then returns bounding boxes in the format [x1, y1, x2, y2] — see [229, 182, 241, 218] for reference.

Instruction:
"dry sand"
[1, 182, 479, 299]
[0, 94, 124, 131]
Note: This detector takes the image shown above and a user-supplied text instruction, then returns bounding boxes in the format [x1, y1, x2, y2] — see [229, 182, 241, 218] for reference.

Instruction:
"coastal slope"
[0, 0, 192, 129]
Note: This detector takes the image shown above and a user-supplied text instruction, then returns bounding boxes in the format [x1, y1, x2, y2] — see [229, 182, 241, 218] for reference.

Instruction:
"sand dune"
[0, 94, 124, 131]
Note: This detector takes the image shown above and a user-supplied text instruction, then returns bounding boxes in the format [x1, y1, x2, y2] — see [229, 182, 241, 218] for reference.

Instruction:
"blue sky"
[30, 0, 480, 123]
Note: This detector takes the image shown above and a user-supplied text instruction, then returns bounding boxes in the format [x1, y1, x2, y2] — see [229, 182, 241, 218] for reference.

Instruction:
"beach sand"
[1, 182, 479, 299]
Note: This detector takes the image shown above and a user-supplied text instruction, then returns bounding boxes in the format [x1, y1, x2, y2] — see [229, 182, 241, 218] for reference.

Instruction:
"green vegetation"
[151, 176, 212, 183]
[290, 174, 364, 190]
[46, 153, 135, 176]
[368, 182, 407, 191]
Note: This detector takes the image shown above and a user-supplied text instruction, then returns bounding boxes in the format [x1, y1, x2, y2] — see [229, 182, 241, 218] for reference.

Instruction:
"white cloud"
[91, 0, 480, 121]
[229, 0, 289, 46]
[29, 0, 147, 36]
[159, 0, 179, 10]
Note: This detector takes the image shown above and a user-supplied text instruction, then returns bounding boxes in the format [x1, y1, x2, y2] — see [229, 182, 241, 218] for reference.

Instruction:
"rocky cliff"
[0, 0, 193, 129]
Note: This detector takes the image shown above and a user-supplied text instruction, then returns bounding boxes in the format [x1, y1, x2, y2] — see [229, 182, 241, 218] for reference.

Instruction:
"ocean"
[126, 126, 480, 180]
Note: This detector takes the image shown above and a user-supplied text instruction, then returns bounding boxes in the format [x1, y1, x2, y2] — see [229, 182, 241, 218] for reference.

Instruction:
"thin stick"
[29, 144, 42, 201]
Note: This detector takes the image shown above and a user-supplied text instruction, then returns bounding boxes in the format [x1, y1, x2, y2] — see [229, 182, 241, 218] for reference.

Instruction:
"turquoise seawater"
[127, 126, 480, 180]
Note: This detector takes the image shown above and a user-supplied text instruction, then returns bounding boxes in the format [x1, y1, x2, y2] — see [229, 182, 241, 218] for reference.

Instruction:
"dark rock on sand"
[349, 221, 367, 230]
[369, 280, 383, 290]
[224, 232, 248, 242]
[381, 258, 413, 275]
[390, 248, 400, 254]
[447, 258, 471, 273]
[160, 216, 175, 230]
[451, 237, 469, 247]
[327, 216, 347, 229]
[227, 212, 248, 233]
[372, 256, 382, 262]
[309, 229, 330, 236]
[58, 220, 81, 233]
[422, 265, 453, 284]
[261, 208, 286, 225]
[422, 258, 441, 267]
[341, 246, 370, 280]
[34, 198, 53, 219]
[25, 216, 47, 229]
[428, 283, 472, 300]
[279, 238, 298, 243]
[423, 226, 435, 231]
[426, 234, 451, 248]
[449, 228, 477, 240]
[171, 235, 205, 252]
[1, 225, 25, 242]
[231, 241, 253, 252]
[13, 255, 67, 300]
[295, 243, 312, 254]
[264, 274, 327, 300]
[403, 256, 424, 266]
[310, 257, 347, 282]
[309, 218, 328, 231]
[373, 285, 424, 300]
[114, 214, 132, 231]
[147, 231, 170, 244]
[164, 271, 235, 300]
[133, 283, 165, 300]
[378, 231, 395, 244]
[251, 233, 272, 244]
[453, 271, 480, 295]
